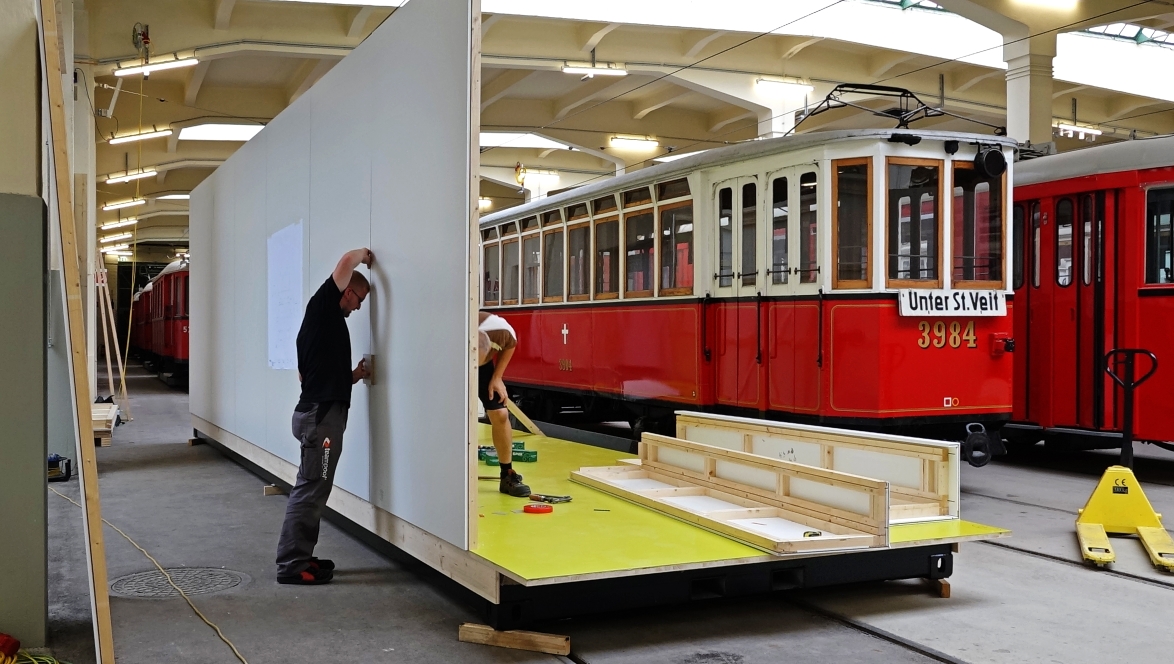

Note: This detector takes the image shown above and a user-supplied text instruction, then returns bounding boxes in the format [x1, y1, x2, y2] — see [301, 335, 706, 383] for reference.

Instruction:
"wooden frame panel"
[566, 221, 592, 302]
[541, 227, 565, 303]
[951, 162, 1008, 290]
[482, 241, 500, 306]
[831, 157, 873, 290]
[500, 238, 519, 305]
[657, 199, 695, 297]
[622, 207, 656, 298]
[593, 215, 620, 300]
[884, 157, 944, 290]
[520, 232, 541, 304]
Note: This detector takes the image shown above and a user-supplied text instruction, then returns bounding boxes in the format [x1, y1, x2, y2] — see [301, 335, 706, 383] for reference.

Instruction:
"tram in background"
[1008, 136, 1174, 452]
[479, 128, 1017, 466]
[131, 258, 190, 386]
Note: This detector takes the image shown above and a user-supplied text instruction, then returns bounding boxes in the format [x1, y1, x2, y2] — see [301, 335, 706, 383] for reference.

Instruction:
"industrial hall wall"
[190, 0, 478, 549]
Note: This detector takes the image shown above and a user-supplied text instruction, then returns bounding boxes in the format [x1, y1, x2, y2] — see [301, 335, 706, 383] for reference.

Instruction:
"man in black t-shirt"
[276, 247, 373, 585]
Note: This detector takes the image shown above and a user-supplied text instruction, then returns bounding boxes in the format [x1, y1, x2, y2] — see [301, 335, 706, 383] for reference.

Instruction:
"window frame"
[884, 157, 943, 289]
[566, 202, 590, 222]
[1081, 194, 1095, 287]
[541, 209, 563, 227]
[622, 204, 657, 299]
[500, 238, 520, 305]
[520, 231, 542, 304]
[1144, 185, 1174, 286]
[593, 215, 621, 300]
[831, 157, 874, 290]
[657, 199, 695, 296]
[483, 240, 501, 306]
[1012, 204, 1026, 290]
[622, 186, 653, 209]
[542, 226, 566, 303]
[593, 194, 618, 216]
[950, 161, 1007, 290]
[566, 220, 592, 302]
[1055, 196, 1075, 288]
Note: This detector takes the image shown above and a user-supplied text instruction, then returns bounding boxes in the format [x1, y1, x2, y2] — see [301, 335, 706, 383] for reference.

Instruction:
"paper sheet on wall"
[267, 221, 303, 370]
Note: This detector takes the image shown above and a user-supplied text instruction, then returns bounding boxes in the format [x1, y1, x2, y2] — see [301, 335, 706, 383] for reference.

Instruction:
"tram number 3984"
[917, 321, 978, 349]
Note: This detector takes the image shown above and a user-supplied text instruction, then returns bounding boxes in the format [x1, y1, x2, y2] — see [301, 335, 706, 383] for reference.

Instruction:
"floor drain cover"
[110, 568, 250, 599]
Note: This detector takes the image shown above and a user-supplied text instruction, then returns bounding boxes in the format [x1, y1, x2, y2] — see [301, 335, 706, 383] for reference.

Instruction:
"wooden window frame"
[831, 157, 873, 290]
[542, 227, 566, 303]
[500, 238, 519, 305]
[657, 199, 695, 296]
[656, 178, 691, 202]
[623, 208, 656, 299]
[951, 162, 1007, 290]
[566, 221, 592, 302]
[483, 241, 501, 306]
[541, 209, 563, 227]
[521, 216, 540, 232]
[501, 222, 518, 237]
[622, 186, 653, 210]
[566, 202, 590, 222]
[593, 215, 621, 300]
[884, 157, 943, 290]
[521, 232, 542, 304]
[593, 194, 619, 216]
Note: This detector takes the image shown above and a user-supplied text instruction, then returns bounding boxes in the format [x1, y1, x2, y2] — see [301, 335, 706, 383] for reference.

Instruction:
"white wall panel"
[191, 0, 476, 548]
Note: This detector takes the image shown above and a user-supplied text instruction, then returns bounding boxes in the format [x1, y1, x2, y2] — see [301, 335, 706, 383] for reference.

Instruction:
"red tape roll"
[523, 503, 553, 514]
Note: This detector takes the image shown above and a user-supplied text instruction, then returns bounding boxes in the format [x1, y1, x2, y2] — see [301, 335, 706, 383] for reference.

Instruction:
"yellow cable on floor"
[50, 488, 249, 664]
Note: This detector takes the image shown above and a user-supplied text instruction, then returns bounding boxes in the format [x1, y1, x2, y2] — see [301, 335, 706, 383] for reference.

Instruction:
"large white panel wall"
[191, 0, 476, 548]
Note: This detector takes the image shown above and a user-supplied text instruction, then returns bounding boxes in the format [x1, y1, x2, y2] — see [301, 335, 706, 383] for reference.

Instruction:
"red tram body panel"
[130, 260, 190, 384]
[1011, 137, 1174, 448]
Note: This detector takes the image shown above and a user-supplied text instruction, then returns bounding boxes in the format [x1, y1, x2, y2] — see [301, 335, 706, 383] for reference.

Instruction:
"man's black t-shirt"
[297, 277, 352, 405]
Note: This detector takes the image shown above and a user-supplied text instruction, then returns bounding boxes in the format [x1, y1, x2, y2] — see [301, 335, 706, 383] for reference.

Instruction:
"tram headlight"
[974, 147, 1006, 178]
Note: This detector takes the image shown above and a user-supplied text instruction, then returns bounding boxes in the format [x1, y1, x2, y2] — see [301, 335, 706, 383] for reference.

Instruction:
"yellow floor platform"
[471, 426, 1008, 584]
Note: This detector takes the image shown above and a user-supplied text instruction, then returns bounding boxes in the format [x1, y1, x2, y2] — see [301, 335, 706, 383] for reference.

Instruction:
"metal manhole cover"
[110, 568, 250, 599]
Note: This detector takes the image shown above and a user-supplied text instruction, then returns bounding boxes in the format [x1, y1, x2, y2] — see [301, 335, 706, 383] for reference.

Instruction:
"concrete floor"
[48, 365, 1174, 663]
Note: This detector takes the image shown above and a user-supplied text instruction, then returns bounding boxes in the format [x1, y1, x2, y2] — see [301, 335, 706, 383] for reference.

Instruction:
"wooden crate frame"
[674, 412, 959, 522]
[572, 433, 889, 555]
[92, 404, 118, 447]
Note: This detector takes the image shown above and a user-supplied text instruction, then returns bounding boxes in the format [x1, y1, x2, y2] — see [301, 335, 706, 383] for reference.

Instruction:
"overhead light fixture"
[108, 129, 173, 145]
[100, 218, 139, 230]
[100, 243, 130, 253]
[101, 232, 133, 243]
[1012, 0, 1077, 9]
[178, 123, 265, 142]
[524, 169, 560, 183]
[1055, 123, 1103, 140]
[105, 169, 157, 184]
[109, 251, 134, 258]
[610, 135, 659, 150]
[114, 57, 200, 77]
[755, 77, 814, 94]
[102, 199, 147, 211]
[479, 197, 493, 210]
[653, 150, 708, 163]
[562, 63, 627, 77]
[155, 193, 191, 200]
[479, 132, 571, 150]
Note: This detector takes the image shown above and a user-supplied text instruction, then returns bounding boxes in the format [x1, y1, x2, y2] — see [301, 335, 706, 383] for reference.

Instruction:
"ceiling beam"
[580, 23, 620, 53]
[347, 6, 375, 39]
[482, 13, 503, 37]
[214, 0, 237, 31]
[288, 58, 336, 104]
[1053, 84, 1089, 99]
[782, 37, 823, 60]
[631, 84, 692, 120]
[868, 52, 919, 79]
[1105, 96, 1163, 122]
[682, 30, 727, 58]
[950, 68, 1002, 94]
[481, 69, 538, 112]
[184, 61, 210, 106]
[553, 76, 632, 121]
[706, 105, 755, 133]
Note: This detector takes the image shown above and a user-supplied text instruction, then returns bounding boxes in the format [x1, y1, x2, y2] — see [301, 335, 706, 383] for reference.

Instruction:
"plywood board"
[676, 411, 958, 521]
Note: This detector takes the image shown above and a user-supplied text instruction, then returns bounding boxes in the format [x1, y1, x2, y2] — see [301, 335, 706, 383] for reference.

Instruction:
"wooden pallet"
[92, 403, 118, 447]
[675, 412, 959, 522]
[572, 433, 889, 554]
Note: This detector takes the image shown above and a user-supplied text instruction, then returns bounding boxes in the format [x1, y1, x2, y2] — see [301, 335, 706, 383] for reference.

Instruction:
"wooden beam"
[347, 6, 376, 39]
[458, 624, 570, 655]
[39, 0, 115, 661]
[184, 60, 210, 106]
[213, 0, 236, 30]
[480, 69, 536, 112]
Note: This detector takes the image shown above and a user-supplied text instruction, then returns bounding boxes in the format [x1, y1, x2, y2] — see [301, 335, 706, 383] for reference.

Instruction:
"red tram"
[479, 129, 1017, 465]
[1008, 136, 1174, 451]
[131, 259, 190, 384]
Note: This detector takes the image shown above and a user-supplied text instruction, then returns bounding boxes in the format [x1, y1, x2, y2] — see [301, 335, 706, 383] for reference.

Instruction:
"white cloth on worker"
[478, 313, 517, 347]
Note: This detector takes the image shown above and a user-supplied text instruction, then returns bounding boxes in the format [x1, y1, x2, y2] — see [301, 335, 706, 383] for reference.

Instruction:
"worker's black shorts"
[478, 362, 506, 411]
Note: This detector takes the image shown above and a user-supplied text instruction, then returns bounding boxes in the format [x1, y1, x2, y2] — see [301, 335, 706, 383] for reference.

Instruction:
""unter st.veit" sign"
[898, 289, 1007, 317]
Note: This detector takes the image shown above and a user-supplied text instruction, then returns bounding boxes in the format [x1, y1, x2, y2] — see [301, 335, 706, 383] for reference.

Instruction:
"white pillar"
[1004, 37, 1055, 149]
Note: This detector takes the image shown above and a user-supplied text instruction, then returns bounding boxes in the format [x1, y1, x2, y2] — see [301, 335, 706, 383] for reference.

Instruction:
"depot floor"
[47, 364, 1174, 664]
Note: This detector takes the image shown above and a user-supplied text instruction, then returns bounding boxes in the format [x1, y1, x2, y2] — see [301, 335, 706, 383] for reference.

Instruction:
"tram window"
[522, 234, 541, 302]
[543, 230, 565, 301]
[625, 211, 655, 296]
[501, 222, 517, 236]
[542, 210, 562, 227]
[502, 240, 519, 303]
[593, 195, 618, 216]
[771, 177, 788, 285]
[1145, 187, 1174, 284]
[1081, 194, 1095, 286]
[568, 224, 590, 300]
[886, 160, 940, 285]
[1031, 202, 1041, 288]
[952, 164, 1004, 287]
[521, 216, 539, 231]
[1055, 198, 1074, 287]
[595, 219, 620, 298]
[742, 182, 758, 287]
[799, 173, 818, 284]
[483, 242, 500, 304]
[659, 201, 694, 295]
[718, 187, 733, 287]
[482, 228, 498, 241]
[623, 187, 653, 208]
[566, 203, 589, 221]
[1012, 205, 1025, 290]
[834, 160, 871, 288]
[657, 178, 691, 201]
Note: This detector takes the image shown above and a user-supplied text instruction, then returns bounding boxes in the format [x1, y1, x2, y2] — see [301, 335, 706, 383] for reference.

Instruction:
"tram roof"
[480, 128, 1015, 228]
[1015, 135, 1174, 187]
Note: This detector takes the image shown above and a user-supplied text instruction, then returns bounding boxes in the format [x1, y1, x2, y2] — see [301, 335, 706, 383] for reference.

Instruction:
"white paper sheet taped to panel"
[267, 220, 303, 370]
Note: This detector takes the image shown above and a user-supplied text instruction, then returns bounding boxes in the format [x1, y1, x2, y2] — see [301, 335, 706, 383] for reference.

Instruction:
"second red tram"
[1008, 136, 1174, 451]
[479, 129, 1017, 465]
[131, 259, 190, 384]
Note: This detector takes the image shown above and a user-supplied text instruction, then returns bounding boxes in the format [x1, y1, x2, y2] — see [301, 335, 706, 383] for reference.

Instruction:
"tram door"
[764, 168, 821, 413]
[713, 176, 763, 408]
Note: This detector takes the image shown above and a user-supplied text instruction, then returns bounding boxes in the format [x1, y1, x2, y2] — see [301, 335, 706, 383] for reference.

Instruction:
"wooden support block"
[263, 484, 284, 496]
[926, 578, 951, 598]
[458, 623, 570, 655]
[188, 437, 206, 446]
[94, 434, 111, 448]
[951, 542, 960, 553]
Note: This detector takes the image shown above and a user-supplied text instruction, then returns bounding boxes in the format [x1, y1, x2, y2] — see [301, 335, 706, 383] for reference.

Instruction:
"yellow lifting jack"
[1076, 349, 1174, 572]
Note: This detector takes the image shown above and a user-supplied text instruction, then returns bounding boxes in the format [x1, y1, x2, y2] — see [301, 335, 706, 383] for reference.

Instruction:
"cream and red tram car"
[479, 129, 1017, 465]
[1008, 136, 1174, 452]
[131, 259, 190, 384]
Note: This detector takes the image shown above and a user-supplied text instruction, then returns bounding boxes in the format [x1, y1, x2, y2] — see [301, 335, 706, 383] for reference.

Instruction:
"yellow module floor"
[471, 425, 1008, 583]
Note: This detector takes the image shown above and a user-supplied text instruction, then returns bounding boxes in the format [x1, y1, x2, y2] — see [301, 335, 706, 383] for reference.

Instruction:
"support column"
[1004, 50, 1055, 148]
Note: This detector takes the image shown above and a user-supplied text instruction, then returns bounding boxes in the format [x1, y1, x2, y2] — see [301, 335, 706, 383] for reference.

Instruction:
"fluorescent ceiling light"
[266, 0, 405, 4]
[101, 232, 133, 243]
[610, 136, 659, 150]
[653, 150, 708, 163]
[562, 64, 627, 77]
[103, 199, 147, 211]
[523, 169, 560, 183]
[479, 132, 570, 150]
[1055, 123, 1103, 139]
[178, 124, 265, 142]
[109, 129, 173, 145]
[479, 197, 493, 210]
[100, 218, 138, 230]
[1013, 0, 1077, 9]
[100, 244, 130, 253]
[109, 251, 134, 257]
[156, 194, 191, 200]
[105, 169, 157, 184]
[114, 58, 200, 77]
[755, 77, 814, 94]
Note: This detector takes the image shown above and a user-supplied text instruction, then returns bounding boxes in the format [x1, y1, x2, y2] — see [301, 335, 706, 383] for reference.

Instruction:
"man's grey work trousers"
[276, 400, 348, 577]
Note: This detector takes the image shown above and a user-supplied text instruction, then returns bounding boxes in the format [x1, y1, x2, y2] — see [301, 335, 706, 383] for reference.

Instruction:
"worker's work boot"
[499, 469, 531, 498]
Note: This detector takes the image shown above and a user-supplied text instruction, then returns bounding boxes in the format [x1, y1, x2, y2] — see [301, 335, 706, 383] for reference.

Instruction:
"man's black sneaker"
[277, 567, 333, 585]
[499, 469, 531, 498]
[308, 557, 335, 572]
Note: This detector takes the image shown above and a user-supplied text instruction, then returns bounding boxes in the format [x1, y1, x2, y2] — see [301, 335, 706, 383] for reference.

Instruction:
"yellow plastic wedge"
[1137, 526, 1174, 571]
[1076, 522, 1114, 567]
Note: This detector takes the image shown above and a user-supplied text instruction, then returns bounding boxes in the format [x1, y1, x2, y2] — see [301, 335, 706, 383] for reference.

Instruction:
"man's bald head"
[340, 271, 370, 316]
[348, 271, 369, 296]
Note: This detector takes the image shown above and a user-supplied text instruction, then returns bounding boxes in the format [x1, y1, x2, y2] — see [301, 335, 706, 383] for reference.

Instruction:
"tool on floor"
[529, 493, 571, 504]
[47, 454, 72, 482]
[505, 398, 544, 437]
[523, 503, 553, 514]
[1075, 348, 1173, 571]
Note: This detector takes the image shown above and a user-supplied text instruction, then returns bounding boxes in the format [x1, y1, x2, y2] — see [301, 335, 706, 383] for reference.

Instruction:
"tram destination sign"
[898, 289, 1007, 317]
